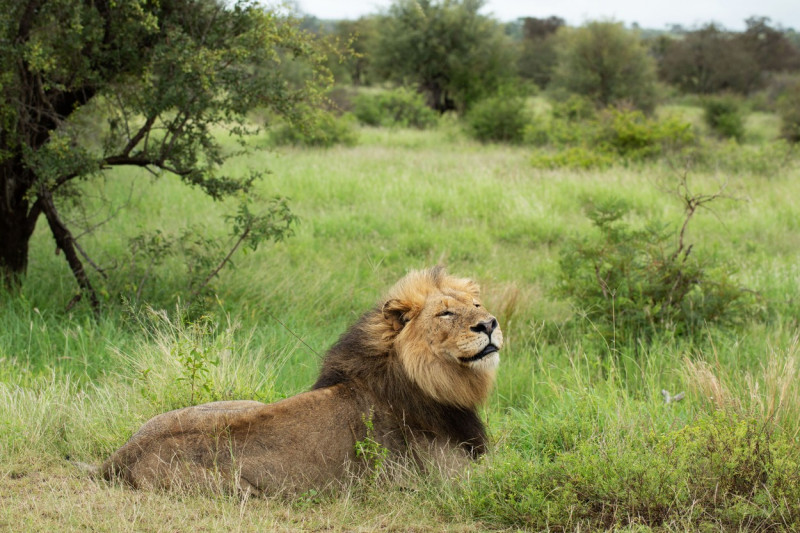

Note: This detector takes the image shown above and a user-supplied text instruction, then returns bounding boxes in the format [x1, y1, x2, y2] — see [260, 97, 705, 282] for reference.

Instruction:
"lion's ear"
[382, 299, 413, 332]
[464, 280, 481, 298]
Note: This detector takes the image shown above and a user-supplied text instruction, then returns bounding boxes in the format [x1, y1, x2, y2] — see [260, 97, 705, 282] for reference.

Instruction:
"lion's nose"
[470, 317, 498, 336]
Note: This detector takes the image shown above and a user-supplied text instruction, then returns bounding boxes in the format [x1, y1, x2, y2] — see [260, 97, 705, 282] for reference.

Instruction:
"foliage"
[655, 18, 800, 95]
[658, 25, 758, 95]
[517, 16, 564, 89]
[529, 106, 695, 169]
[557, 188, 758, 342]
[372, 0, 517, 112]
[272, 110, 358, 147]
[330, 17, 379, 86]
[777, 80, 800, 142]
[702, 95, 745, 141]
[454, 411, 800, 530]
[117, 196, 297, 310]
[550, 21, 658, 112]
[600, 108, 695, 159]
[355, 413, 390, 484]
[464, 93, 531, 143]
[172, 316, 220, 405]
[0, 0, 331, 310]
[352, 87, 438, 129]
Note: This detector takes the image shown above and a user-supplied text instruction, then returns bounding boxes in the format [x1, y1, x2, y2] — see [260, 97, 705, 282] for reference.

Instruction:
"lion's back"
[102, 387, 369, 493]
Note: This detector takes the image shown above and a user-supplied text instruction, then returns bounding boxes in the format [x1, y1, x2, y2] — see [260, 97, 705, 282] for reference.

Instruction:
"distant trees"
[371, 0, 516, 112]
[658, 18, 800, 94]
[550, 21, 658, 111]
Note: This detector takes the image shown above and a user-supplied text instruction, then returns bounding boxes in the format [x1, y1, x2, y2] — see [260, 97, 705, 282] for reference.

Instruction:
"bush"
[272, 111, 358, 148]
[465, 94, 531, 143]
[777, 80, 800, 143]
[352, 87, 437, 129]
[528, 106, 695, 169]
[452, 411, 800, 530]
[600, 108, 695, 159]
[557, 190, 757, 342]
[703, 95, 745, 141]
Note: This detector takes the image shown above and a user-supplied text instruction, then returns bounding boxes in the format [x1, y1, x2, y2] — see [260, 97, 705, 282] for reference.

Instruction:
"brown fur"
[101, 267, 502, 494]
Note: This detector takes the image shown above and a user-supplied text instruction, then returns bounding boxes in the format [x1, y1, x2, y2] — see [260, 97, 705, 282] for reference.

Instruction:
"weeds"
[354, 413, 389, 484]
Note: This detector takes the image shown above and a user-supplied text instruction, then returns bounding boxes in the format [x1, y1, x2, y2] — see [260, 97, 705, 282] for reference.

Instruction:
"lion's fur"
[101, 267, 502, 494]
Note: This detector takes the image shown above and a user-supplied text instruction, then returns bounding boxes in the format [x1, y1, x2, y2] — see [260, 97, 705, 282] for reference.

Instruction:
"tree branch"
[186, 226, 251, 307]
[38, 186, 100, 314]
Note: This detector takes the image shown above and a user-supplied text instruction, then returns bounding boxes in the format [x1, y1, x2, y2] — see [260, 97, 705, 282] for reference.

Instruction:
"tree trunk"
[0, 163, 39, 289]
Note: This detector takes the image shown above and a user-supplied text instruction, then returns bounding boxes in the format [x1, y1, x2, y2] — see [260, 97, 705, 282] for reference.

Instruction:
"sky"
[295, 0, 800, 31]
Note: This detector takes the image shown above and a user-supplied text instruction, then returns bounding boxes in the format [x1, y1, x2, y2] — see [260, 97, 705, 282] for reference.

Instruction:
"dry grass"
[0, 463, 494, 532]
[683, 335, 800, 437]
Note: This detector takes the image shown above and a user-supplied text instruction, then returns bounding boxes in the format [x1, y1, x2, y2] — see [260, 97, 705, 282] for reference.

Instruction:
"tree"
[517, 16, 564, 89]
[550, 21, 658, 112]
[332, 17, 379, 86]
[738, 17, 800, 74]
[658, 24, 760, 94]
[372, 0, 516, 112]
[0, 0, 329, 310]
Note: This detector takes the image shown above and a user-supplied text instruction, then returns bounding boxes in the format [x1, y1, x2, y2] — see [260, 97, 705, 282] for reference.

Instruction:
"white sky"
[295, 0, 800, 31]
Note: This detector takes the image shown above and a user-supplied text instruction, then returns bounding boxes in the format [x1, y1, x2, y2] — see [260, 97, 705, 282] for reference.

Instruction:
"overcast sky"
[295, 0, 799, 31]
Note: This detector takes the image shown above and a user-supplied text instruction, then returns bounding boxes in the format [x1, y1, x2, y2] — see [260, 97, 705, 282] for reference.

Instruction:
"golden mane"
[314, 266, 499, 455]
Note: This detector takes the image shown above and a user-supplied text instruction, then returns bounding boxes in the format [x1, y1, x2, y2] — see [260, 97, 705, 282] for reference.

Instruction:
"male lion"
[101, 267, 502, 494]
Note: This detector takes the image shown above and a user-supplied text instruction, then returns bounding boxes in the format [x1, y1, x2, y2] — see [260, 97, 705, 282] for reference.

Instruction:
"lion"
[100, 267, 502, 494]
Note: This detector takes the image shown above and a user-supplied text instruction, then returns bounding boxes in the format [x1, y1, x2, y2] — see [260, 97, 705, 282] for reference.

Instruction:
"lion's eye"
[474, 303, 481, 308]
[437, 310, 455, 317]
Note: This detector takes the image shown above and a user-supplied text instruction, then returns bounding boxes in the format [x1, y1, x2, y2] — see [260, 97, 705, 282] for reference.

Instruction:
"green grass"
[1, 104, 800, 530]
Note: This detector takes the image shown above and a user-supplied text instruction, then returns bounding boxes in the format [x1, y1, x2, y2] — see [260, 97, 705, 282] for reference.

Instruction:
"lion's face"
[379, 268, 502, 408]
[416, 290, 503, 372]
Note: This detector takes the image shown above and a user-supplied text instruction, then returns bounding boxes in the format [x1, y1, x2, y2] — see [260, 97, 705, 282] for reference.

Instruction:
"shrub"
[529, 107, 695, 169]
[352, 87, 437, 129]
[557, 185, 758, 342]
[777, 80, 800, 143]
[452, 411, 800, 530]
[599, 108, 695, 160]
[272, 111, 358, 148]
[465, 94, 531, 143]
[703, 95, 745, 141]
[551, 94, 597, 121]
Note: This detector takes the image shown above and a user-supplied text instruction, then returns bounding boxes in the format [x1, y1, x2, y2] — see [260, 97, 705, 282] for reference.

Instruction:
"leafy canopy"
[372, 0, 516, 112]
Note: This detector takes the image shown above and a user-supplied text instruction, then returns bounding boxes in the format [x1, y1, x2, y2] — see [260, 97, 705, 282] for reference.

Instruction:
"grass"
[1, 103, 800, 530]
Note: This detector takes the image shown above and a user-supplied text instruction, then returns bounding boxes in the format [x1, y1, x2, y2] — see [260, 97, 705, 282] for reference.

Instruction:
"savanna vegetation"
[2, 0, 800, 531]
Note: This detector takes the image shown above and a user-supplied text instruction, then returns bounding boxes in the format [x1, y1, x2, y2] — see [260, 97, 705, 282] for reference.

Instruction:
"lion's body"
[101, 267, 502, 494]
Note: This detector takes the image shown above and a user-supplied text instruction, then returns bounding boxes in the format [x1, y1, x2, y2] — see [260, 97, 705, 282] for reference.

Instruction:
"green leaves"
[372, 0, 516, 112]
[558, 192, 758, 343]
